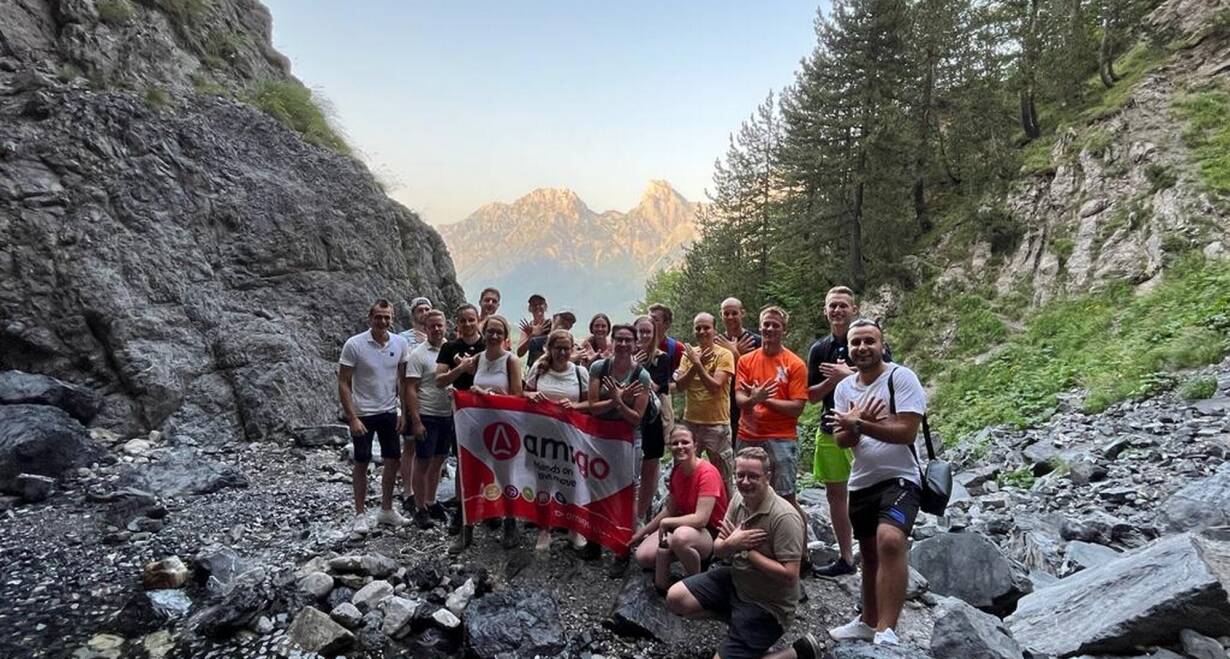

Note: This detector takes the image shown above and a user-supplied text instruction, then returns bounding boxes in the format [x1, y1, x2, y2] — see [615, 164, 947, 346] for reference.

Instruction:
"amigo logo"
[483, 422, 521, 460]
[523, 433, 610, 480]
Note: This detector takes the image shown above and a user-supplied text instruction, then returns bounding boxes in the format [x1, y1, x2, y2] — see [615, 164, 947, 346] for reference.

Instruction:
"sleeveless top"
[473, 352, 512, 394]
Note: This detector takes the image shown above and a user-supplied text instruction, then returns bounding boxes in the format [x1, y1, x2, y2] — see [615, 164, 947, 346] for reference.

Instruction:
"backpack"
[598, 359, 661, 426]
[886, 367, 952, 516]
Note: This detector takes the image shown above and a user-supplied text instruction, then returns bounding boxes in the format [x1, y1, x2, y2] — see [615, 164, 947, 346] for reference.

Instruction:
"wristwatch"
[736, 549, 749, 561]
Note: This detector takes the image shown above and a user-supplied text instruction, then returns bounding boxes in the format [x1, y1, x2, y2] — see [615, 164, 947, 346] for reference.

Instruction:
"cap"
[527, 293, 547, 304]
[410, 297, 432, 310]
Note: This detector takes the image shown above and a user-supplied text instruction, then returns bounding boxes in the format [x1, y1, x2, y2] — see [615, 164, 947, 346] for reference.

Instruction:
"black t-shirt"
[527, 335, 548, 368]
[807, 333, 892, 433]
[724, 329, 763, 430]
[436, 337, 484, 390]
[644, 352, 673, 395]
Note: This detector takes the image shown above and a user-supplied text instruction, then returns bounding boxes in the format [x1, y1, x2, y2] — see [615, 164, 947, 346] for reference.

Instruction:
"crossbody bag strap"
[888, 367, 928, 480]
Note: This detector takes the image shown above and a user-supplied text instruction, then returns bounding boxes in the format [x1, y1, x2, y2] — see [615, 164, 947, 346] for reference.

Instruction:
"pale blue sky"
[263, 1, 823, 225]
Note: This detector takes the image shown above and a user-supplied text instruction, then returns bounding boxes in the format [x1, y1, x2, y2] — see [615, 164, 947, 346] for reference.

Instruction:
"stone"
[142, 557, 189, 590]
[465, 588, 566, 658]
[329, 602, 362, 629]
[189, 568, 274, 638]
[286, 606, 354, 655]
[445, 578, 476, 616]
[298, 572, 334, 600]
[122, 439, 152, 456]
[930, 597, 1025, 659]
[352, 580, 394, 612]
[821, 640, 932, 658]
[254, 616, 274, 634]
[1060, 511, 1132, 545]
[905, 567, 929, 599]
[609, 573, 685, 644]
[0, 371, 101, 423]
[910, 532, 1032, 615]
[1181, 628, 1227, 659]
[115, 448, 248, 497]
[381, 596, 421, 638]
[146, 590, 192, 620]
[431, 607, 461, 630]
[15, 473, 54, 502]
[293, 425, 349, 448]
[1157, 463, 1230, 532]
[1006, 532, 1230, 656]
[1063, 541, 1121, 574]
[0, 404, 103, 494]
[325, 586, 355, 611]
[359, 553, 398, 578]
[192, 545, 250, 597]
[327, 555, 364, 573]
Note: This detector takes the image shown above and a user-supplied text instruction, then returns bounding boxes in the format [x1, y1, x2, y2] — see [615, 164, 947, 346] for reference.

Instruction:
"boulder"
[329, 602, 362, 629]
[465, 589, 566, 658]
[1157, 464, 1230, 532]
[142, 557, 189, 590]
[286, 606, 354, 655]
[1063, 541, 1120, 574]
[116, 448, 248, 497]
[352, 580, 394, 612]
[1006, 532, 1230, 656]
[609, 573, 685, 644]
[192, 545, 250, 597]
[381, 596, 421, 638]
[15, 473, 55, 502]
[298, 572, 334, 600]
[0, 404, 103, 493]
[1180, 628, 1227, 659]
[822, 640, 932, 658]
[293, 425, 349, 448]
[1060, 511, 1132, 546]
[930, 597, 1024, 659]
[0, 371, 102, 423]
[189, 568, 274, 638]
[910, 532, 1032, 615]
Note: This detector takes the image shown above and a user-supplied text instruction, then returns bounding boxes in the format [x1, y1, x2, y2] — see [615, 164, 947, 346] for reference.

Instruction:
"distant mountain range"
[438, 180, 698, 326]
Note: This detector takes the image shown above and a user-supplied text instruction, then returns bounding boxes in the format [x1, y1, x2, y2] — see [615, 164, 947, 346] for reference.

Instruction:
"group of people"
[337, 286, 931, 657]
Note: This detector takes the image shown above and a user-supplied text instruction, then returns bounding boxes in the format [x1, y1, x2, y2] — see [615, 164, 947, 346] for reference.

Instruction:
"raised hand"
[736, 333, 757, 355]
[819, 358, 855, 380]
[858, 397, 886, 421]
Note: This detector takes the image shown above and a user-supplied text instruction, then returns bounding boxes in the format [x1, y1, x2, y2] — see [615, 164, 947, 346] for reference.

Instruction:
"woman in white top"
[454, 315, 524, 554]
[525, 330, 592, 551]
[577, 313, 613, 367]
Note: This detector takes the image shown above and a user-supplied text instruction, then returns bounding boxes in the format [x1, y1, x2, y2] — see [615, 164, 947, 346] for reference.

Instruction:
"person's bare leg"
[858, 536, 879, 628]
[665, 582, 713, 619]
[634, 535, 659, 569]
[411, 456, 430, 510]
[874, 524, 909, 631]
[352, 463, 368, 514]
[826, 482, 854, 564]
[381, 457, 399, 510]
[399, 442, 415, 501]
[669, 526, 712, 575]
[637, 459, 660, 521]
[425, 456, 446, 504]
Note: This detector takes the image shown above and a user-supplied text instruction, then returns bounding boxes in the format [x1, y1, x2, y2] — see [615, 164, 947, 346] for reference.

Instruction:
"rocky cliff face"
[439, 180, 697, 322]
[0, 0, 464, 441]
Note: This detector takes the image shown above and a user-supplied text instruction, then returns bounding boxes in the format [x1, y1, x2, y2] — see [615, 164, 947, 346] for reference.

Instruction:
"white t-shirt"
[338, 329, 407, 415]
[404, 341, 451, 418]
[472, 352, 513, 394]
[527, 364, 589, 402]
[834, 365, 927, 491]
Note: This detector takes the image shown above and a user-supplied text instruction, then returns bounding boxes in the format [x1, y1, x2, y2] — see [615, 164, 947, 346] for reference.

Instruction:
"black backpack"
[886, 367, 952, 516]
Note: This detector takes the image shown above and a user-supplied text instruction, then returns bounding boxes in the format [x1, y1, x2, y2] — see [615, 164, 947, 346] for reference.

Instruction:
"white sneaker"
[873, 628, 900, 645]
[829, 617, 876, 641]
[352, 513, 371, 535]
[376, 508, 408, 528]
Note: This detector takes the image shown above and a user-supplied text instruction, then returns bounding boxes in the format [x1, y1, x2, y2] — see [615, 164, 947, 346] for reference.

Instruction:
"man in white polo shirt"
[403, 309, 453, 529]
[338, 299, 409, 534]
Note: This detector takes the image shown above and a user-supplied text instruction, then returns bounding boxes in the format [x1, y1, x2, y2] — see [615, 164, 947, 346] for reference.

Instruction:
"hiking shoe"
[400, 495, 416, 513]
[414, 508, 434, 530]
[447, 512, 462, 536]
[873, 628, 900, 646]
[501, 518, 519, 549]
[428, 502, 448, 521]
[815, 557, 856, 577]
[376, 508, 408, 528]
[448, 526, 472, 555]
[351, 513, 370, 535]
[791, 633, 823, 659]
[829, 617, 875, 642]
[607, 553, 630, 579]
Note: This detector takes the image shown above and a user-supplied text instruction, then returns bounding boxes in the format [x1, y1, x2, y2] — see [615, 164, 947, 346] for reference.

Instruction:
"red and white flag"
[453, 390, 637, 551]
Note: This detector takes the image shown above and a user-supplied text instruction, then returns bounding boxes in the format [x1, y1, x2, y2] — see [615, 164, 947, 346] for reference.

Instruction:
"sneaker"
[607, 553, 630, 579]
[428, 502, 447, 521]
[414, 508, 434, 530]
[815, 557, 856, 577]
[376, 508, 408, 528]
[351, 513, 370, 535]
[448, 526, 472, 555]
[400, 495, 416, 513]
[791, 633, 822, 659]
[501, 518, 519, 549]
[873, 628, 899, 646]
[828, 617, 875, 642]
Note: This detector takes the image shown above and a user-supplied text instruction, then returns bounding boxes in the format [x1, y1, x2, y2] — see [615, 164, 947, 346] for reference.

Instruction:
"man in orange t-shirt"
[735, 305, 809, 523]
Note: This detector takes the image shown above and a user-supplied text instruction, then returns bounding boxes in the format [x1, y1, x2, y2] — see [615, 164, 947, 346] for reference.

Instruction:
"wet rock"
[609, 573, 684, 644]
[1157, 463, 1230, 531]
[465, 588, 566, 658]
[1007, 532, 1230, 656]
[192, 545, 250, 597]
[0, 404, 103, 493]
[329, 602, 362, 629]
[142, 557, 189, 590]
[116, 448, 248, 497]
[0, 370, 102, 423]
[821, 640, 932, 658]
[910, 532, 1032, 615]
[286, 606, 354, 655]
[15, 473, 54, 502]
[1180, 628, 1227, 659]
[352, 580, 394, 612]
[930, 597, 1024, 659]
[293, 425, 349, 448]
[298, 572, 334, 600]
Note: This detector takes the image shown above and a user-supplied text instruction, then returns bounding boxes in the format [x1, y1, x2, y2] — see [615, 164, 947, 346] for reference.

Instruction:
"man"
[807, 286, 889, 577]
[553, 307, 577, 332]
[827, 319, 925, 646]
[337, 299, 409, 534]
[666, 446, 804, 659]
[397, 296, 432, 511]
[478, 287, 501, 320]
[399, 296, 432, 353]
[517, 293, 550, 365]
[716, 297, 762, 439]
[435, 304, 485, 547]
[674, 312, 736, 494]
[403, 309, 452, 529]
[648, 302, 683, 430]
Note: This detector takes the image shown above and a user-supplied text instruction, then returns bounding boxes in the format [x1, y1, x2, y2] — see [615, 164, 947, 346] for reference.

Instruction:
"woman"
[525, 330, 592, 552]
[451, 314, 523, 553]
[577, 313, 613, 367]
[587, 323, 652, 575]
[633, 315, 670, 525]
[630, 426, 729, 592]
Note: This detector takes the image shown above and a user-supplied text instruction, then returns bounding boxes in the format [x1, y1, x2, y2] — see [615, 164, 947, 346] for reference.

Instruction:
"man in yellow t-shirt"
[675, 312, 736, 495]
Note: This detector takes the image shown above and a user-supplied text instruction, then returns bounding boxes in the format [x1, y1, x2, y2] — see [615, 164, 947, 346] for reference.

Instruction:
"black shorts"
[849, 478, 921, 540]
[641, 414, 665, 460]
[352, 412, 400, 463]
[681, 567, 784, 659]
[414, 415, 455, 460]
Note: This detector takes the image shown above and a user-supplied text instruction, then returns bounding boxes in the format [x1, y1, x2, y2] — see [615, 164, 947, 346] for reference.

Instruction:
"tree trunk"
[1020, 0, 1043, 138]
[849, 148, 866, 292]
[914, 48, 936, 235]
[1098, 17, 1119, 88]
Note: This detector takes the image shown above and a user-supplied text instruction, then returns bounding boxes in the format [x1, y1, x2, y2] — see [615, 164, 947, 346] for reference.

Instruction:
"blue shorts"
[415, 414, 455, 460]
[352, 412, 400, 463]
